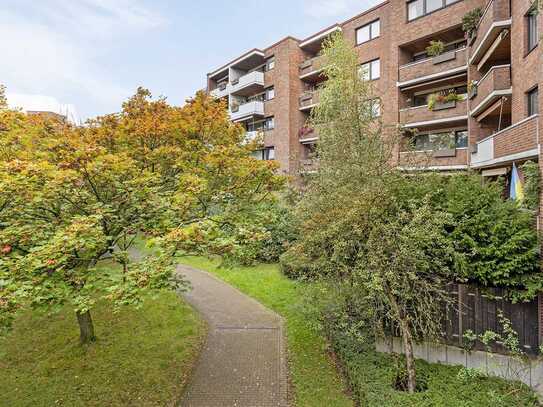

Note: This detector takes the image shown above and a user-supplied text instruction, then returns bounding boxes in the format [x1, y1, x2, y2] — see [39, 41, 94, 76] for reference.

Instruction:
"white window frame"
[356, 19, 380, 45]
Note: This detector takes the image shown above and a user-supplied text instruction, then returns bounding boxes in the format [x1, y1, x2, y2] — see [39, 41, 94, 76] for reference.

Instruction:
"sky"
[1, 0, 381, 121]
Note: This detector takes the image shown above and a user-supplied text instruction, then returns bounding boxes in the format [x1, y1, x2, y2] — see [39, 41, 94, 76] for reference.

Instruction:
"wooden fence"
[441, 283, 540, 356]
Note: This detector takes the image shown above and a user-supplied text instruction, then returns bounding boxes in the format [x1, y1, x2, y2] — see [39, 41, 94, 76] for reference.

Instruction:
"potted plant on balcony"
[462, 7, 483, 44]
[426, 40, 445, 57]
[426, 40, 458, 65]
[427, 91, 464, 111]
[467, 80, 478, 100]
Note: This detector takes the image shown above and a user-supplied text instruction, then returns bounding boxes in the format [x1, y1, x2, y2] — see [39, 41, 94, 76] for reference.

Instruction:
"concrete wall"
[376, 337, 543, 395]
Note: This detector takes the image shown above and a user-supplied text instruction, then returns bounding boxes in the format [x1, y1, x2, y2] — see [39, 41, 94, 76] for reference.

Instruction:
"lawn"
[178, 256, 354, 407]
[178, 256, 540, 407]
[0, 263, 206, 407]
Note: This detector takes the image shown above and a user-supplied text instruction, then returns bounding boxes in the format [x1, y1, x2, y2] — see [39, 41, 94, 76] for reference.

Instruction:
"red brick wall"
[399, 48, 467, 83]
[399, 148, 469, 167]
[472, 0, 511, 54]
[471, 65, 511, 109]
[510, 0, 540, 124]
[400, 99, 468, 125]
[493, 116, 538, 158]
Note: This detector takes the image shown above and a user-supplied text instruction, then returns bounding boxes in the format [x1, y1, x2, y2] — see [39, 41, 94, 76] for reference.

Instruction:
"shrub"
[462, 8, 483, 36]
[426, 40, 445, 57]
[521, 161, 540, 212]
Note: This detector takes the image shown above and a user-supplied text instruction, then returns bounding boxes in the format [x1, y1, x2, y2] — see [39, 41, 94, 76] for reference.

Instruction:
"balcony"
[398, 48, 467, 88]
[299, 56, 326, 82]
[230, 71, 265, 96]
[399, 149, 469, 170]
[299, 126, 318, 142]
[210, 83, 228, 99]
[299, 91, 320, 111]
[471, 115, 539, 168]
[230, 101, 265, 122]
[400, 99, 468, 129]
[470, 65, 511, 117]
[470, 0, 511, 64]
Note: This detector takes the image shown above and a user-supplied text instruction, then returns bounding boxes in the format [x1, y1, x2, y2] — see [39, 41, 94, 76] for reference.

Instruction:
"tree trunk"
[76, 310, 96, 344]
[399, 319, 416, 394]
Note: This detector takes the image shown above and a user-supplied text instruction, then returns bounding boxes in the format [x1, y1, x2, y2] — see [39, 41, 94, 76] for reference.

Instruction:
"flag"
[509, 162, 524, 202]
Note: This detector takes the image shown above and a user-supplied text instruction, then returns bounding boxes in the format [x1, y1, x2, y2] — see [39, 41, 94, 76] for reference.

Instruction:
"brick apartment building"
[207, 0, 543, 358]
[207, 0, 541, 181]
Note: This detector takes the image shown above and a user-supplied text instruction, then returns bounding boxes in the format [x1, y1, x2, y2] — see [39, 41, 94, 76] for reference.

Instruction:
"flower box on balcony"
[433, 100, 457, 111]
[432, 50, 456, 65]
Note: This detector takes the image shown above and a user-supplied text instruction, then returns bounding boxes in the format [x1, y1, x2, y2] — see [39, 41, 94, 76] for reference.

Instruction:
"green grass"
[334, 338, 540, 406]
[178, 256, 540, 407]
[0, 275, 206, 406]
[178, 256, 354, 407]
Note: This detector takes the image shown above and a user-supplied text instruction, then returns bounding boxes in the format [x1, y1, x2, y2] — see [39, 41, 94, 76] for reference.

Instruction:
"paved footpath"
[177, 264, 289, 407]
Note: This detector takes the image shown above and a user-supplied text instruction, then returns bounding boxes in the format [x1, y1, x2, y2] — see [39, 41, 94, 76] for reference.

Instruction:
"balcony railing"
[471, 115, 539, 167]
[299, 55, 325, 79]
[210, 84, 229, 99]
[399, 149, 469, 169]
[399, 48, 467, 86]
[400, 99, 468, 128]
[299, 91, 320, 110]
[230, 101, 265, 121]
[299, 126, 318, 141]
[470, 65, 511, 116]
[230, 71, 265, 95]
[470, 0, 511, 64]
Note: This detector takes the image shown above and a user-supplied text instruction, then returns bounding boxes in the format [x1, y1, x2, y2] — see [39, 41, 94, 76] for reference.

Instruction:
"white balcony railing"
[231, 71, 264, 94]
[230, 101, 265, 121]
[210, 85, 229, 99]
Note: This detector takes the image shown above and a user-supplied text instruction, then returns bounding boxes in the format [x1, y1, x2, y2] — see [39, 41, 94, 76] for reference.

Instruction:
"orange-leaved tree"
[0, 87, 284, 343]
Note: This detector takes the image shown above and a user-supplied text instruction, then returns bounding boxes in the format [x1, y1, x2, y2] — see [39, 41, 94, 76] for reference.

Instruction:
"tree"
[360, 205, 453, 393]
[0, 88, 284, 343]
[282, 33, 450, 393]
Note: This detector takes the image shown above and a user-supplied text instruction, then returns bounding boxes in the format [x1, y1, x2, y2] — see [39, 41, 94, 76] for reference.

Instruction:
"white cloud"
[0, 1, 167, 119]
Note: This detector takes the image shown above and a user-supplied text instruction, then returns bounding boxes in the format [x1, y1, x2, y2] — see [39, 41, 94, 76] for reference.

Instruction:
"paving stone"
[178, 265, 288, 407]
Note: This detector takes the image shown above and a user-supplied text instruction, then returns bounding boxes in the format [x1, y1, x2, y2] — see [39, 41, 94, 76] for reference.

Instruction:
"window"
[528, 87, 539, 116]
[527, 7, 539, 53]
[266, 56, 275, 71]
[368, 99, 381, 118]
[359, 59, 380, 81]
[265, 87, 275, 101]
[251, 147, 275, 161]
[407, 0, 424, 20]
[356, 20, 380, 45]
[407, 0, 459, 21]
[455, 130, 468, 148]
[412, 130, 467, 151]
[263, 116, 275, 131]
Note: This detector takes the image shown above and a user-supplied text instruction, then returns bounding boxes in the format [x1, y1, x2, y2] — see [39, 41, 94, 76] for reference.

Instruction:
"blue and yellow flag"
[509, 163, 524, 202]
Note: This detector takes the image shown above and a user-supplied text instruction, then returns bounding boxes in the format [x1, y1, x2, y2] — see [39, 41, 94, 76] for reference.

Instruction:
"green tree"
[283, 33, 449, 393]
[0, 88, 284, 343]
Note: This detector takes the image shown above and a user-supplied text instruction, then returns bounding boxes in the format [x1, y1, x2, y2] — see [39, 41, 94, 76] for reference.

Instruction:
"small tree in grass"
[0, 87, 284, 343]
[283, 33, 452, 393]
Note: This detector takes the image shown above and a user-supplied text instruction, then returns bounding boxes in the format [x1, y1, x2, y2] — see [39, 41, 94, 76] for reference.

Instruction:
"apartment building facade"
[207, 0, 541, 182]
[207, 0, 542, 353]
